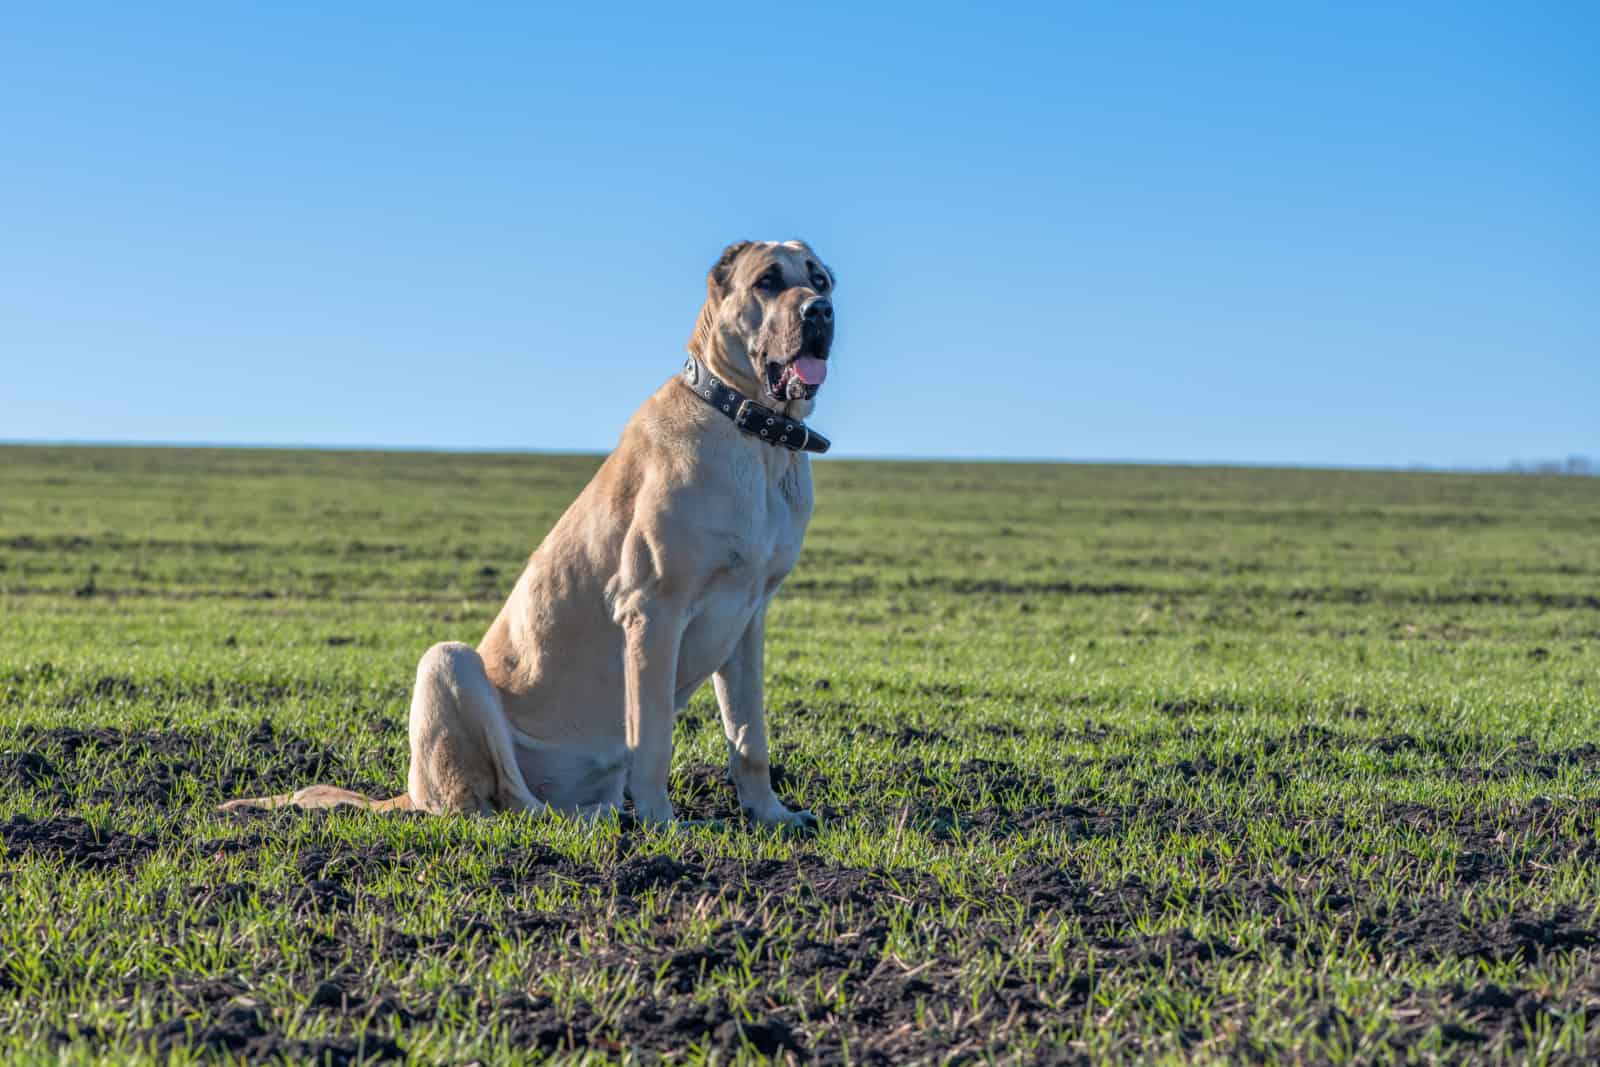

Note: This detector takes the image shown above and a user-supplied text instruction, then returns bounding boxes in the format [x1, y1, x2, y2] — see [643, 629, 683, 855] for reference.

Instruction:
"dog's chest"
[724, 455, 812, 586]
[684, 458, 811, 657]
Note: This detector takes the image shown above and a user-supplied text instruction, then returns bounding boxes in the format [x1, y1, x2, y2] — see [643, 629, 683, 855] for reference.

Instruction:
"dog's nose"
[802, 298, 833, 324]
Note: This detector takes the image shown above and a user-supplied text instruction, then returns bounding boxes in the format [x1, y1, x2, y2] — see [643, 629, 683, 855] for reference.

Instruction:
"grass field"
[2, 444, 1599, 1065]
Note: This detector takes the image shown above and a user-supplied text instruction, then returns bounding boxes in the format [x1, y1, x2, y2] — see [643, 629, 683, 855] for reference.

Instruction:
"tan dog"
[222, 240, 836, 830]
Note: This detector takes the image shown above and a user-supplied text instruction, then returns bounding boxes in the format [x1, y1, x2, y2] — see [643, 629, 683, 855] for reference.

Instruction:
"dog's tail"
[218, 785, 414, 814]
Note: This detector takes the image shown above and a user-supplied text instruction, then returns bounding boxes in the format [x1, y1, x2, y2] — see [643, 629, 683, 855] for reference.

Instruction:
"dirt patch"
[0, 750, 60, 790]
[1354, 899, 1597, 965]
[25, 815, 1600, 1064]
[1429, 980, 1599, 1052]
[0, 814, 159, 869]
[12, 723, 1600, 1062]
[1155, 697, 1249, 716]
[132, 1003, 405, 1066]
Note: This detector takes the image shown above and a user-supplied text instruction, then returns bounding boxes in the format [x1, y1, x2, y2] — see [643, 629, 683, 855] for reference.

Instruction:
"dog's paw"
[753, 806, 819, 837]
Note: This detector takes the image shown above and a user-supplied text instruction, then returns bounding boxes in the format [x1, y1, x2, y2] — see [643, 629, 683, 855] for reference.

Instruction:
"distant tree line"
[1506, 455, 1595, 476]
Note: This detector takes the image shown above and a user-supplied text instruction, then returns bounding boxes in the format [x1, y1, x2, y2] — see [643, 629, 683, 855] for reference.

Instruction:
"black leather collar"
[680, 356, 831, 454]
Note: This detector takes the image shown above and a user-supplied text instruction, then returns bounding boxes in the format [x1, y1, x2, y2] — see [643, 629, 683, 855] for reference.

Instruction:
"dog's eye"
[810, 272, 830, 292]
[755, 272, 782, 292]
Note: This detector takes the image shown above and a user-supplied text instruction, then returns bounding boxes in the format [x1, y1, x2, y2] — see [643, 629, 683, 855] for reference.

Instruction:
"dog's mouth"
[763, 341, 829, 403]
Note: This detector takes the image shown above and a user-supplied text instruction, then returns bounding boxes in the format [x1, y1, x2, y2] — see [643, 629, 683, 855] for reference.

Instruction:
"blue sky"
[1, 2, 1594, 467]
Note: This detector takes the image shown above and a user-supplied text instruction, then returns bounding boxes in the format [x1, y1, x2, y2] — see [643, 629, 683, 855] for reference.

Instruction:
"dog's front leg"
[620, 598, 683, 825]
[714, 607, 818, 832]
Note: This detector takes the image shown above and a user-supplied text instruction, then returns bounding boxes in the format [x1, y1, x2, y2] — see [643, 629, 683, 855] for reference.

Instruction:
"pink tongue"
[792, 355, 828, 385]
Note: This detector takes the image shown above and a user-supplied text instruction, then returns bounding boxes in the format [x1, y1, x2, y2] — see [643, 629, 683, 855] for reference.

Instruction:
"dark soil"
[0, 814, 159, 869]
[139, 1005, 405, 1066]
[8, 723, 1600, 1063]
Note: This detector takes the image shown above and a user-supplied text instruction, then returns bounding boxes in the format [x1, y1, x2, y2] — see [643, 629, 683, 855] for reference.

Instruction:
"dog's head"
[689, 240, 835, 415]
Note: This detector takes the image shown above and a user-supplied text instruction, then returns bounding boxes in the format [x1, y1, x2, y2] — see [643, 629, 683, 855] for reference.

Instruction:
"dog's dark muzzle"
[759, 295, 834, 402]
[800, 298, 833, 351]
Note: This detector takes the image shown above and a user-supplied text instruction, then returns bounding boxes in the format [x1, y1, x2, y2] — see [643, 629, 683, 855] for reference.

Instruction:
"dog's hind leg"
[218, 641, 541, 816]
[406, 641, 545, 815]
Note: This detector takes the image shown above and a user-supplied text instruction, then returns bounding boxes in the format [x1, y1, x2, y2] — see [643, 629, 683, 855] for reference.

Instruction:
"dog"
[221, 240, 835, 830]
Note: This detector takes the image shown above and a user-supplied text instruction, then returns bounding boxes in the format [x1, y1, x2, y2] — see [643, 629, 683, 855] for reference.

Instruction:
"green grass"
[2, 444, 1598, 1064]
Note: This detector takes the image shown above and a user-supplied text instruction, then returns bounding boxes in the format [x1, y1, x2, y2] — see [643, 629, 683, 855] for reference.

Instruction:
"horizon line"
[2, 438, 1593, 477]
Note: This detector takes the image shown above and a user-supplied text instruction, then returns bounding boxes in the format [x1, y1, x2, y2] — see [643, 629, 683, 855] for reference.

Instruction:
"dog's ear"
[708, 241, 753, 299]
[691, 241, 751, 357]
